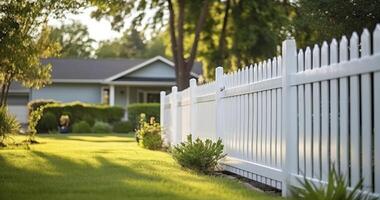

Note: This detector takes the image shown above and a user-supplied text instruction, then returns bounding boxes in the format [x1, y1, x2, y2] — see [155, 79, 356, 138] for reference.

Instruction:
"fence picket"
[321, 41, 330, 181]
[312, 44, 321, 179]
[360, 29, 372, 191]
[349, 32, 360, 187]
[298, 50, 305, 175]
[304, 47, 313, 178]
[329, 39, 339, 172]
[339, 36, 349, 178]
[374, 24, 380, 194]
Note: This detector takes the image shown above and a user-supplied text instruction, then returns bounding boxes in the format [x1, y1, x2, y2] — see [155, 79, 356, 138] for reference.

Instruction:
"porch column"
[109, 85, 115, 106]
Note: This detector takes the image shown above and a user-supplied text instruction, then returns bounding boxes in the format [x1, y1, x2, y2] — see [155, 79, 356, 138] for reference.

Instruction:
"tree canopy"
[48, 21, 95, 58]
[0, 0, 84, 106]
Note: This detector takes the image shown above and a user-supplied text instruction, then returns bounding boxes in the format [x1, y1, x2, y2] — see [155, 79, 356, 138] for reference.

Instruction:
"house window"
[138, 90, 160, 103]
[102, 87, 110, 104]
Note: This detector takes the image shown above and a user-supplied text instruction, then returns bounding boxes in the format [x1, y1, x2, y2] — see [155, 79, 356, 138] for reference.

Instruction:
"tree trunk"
[167, 0, 210, 91]
[216, 0, 230, 67]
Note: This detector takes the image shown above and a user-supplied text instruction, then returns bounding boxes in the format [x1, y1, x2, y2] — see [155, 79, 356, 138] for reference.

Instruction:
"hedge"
[27, 99, 58, 115]
[127, 103, 160, 128]
[33, 102, 124, 133]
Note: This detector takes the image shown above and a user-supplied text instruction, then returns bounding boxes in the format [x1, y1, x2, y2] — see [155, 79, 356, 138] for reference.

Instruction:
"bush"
[36, 112, 57, 133]
[92, 121, 112, 133]
[290, 165, 377, 200]
[72, 121, 92, 133]
[27, 99, 57, 115]
[30, 102, 124, 133]
[127, 103, 160, 128]
[0, 107, 20, 144]
[113, 121, 133, 133]
[172, 135, 226, 174]
[135, 114, 162, 150]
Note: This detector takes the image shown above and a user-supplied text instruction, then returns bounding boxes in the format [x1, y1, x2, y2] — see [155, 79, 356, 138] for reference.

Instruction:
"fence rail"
[161, 25, 380, 197]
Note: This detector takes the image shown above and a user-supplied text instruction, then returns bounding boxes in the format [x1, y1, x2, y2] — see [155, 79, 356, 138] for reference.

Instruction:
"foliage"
[0, 0, 84, 106]
[290, 165, 378, 200]
[72, 121, 92, 133]
[0, 106, 20, 145]
[36, 112, 57, 133]
[172, 134, 226, 174]
[27, 99, 58, 115]
[135, 114, 162, 150]
[28, 106, 43, 143]
[92, 121, 112, 133]
[127, 103, 160, 129]
[48, 21, 95, 58]
[96, 28, 146, 58]
[29, 102, 124, 133]
[292, 0, 380, 48]
[90, 0, 210, 90]
[113, 121, 133, 133]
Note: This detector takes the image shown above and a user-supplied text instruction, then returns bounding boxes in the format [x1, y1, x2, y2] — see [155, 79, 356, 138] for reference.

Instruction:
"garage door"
[7, 94, 29, 124]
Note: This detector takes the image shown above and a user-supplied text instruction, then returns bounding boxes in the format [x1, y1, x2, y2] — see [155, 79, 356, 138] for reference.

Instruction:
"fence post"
[160, 91, 166, 144]
[281, 39, 298, 196]
[190, 79, 197, 138]
[171, 86, 179, 145]
[215, 67, 224, 141]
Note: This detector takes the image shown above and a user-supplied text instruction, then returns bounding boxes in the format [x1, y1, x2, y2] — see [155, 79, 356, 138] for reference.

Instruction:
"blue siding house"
[8, 56, 202, 123]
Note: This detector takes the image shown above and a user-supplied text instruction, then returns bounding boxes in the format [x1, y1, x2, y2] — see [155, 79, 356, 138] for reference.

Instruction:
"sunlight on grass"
[0, 134, 281, 200]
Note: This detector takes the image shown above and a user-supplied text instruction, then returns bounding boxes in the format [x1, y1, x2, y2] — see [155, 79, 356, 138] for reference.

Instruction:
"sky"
[48, 7, 123, 43]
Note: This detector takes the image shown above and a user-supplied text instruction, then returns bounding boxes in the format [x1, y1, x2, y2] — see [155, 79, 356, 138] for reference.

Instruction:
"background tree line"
[1, 0, 379, 101]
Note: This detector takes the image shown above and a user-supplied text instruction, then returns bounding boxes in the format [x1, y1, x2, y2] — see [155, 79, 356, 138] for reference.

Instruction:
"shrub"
[30, 102, 124, 133]
[36, 112, 57, 133]
[82, 115, 95, 126]
[113, 121, 133, 133]
[135, 114, 162, 150]
[72, 121, 91, 133]
[172, 134, 226, 174]
[290, 165, 377, 200]
[0, 107, 20, 144]
[127, 103, 160, 128]
[92, 121, 112, 133]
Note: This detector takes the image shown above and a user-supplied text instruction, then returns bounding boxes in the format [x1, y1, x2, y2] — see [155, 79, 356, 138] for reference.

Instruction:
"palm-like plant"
[0, 106, 20, 146]
[290, 165, 378, 200]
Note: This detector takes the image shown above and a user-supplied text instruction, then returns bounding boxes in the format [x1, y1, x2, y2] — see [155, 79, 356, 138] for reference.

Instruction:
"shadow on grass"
[0, 151, 197, 200]
[0, 151, 263, 200]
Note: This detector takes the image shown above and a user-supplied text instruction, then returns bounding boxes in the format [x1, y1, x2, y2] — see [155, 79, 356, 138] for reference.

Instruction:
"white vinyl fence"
[161, 25, 380, 197]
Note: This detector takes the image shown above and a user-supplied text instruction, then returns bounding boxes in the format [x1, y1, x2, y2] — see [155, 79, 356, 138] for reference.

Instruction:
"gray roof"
[41, 57, 203, 80]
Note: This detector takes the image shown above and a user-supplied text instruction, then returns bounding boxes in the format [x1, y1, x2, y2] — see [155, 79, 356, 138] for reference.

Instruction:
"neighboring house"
[7, 56, 202, 123]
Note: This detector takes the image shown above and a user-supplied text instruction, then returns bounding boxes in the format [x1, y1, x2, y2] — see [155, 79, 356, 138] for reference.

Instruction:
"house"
[7, 56, 202, 123]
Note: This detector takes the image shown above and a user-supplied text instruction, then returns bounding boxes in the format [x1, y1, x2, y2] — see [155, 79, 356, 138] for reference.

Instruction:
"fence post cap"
[190, 78, 197, 87]
[171, 86, 178, 92]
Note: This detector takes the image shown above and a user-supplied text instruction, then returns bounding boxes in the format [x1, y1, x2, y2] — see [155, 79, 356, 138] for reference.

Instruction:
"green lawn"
[0, 134, 281, 200]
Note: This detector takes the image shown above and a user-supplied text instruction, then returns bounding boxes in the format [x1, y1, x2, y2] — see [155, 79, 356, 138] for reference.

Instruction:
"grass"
[0, 134, 281, 200]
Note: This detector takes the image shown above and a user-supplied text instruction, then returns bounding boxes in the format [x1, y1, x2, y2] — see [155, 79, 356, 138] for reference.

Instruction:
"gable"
[120, 60, 175, 79]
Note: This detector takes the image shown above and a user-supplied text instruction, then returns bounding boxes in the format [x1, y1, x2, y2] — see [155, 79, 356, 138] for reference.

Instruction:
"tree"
[0, 0, 84, 107]
[96, 29, 167, 59]
[191, 0, 291, 80]
[90, 0, 211, 90]
[292, 0, 380, 48]
[48, 21, 94, 58]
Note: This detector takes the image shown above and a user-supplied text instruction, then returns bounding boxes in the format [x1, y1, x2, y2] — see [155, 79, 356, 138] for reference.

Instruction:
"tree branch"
[216, 0, 230, 67]
[187, 0, 210, 73]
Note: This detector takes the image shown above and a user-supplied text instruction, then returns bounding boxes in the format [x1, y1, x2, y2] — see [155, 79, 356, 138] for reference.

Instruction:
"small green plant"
[290, 165, 378, 200]
[72, 121, 92, 133]
[92, 121, 112, 133]
[0, 107, 20, 146]
[113, 121, 133, 133]
[135, 114, 162, 150]
[172, 134, 226, 174]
